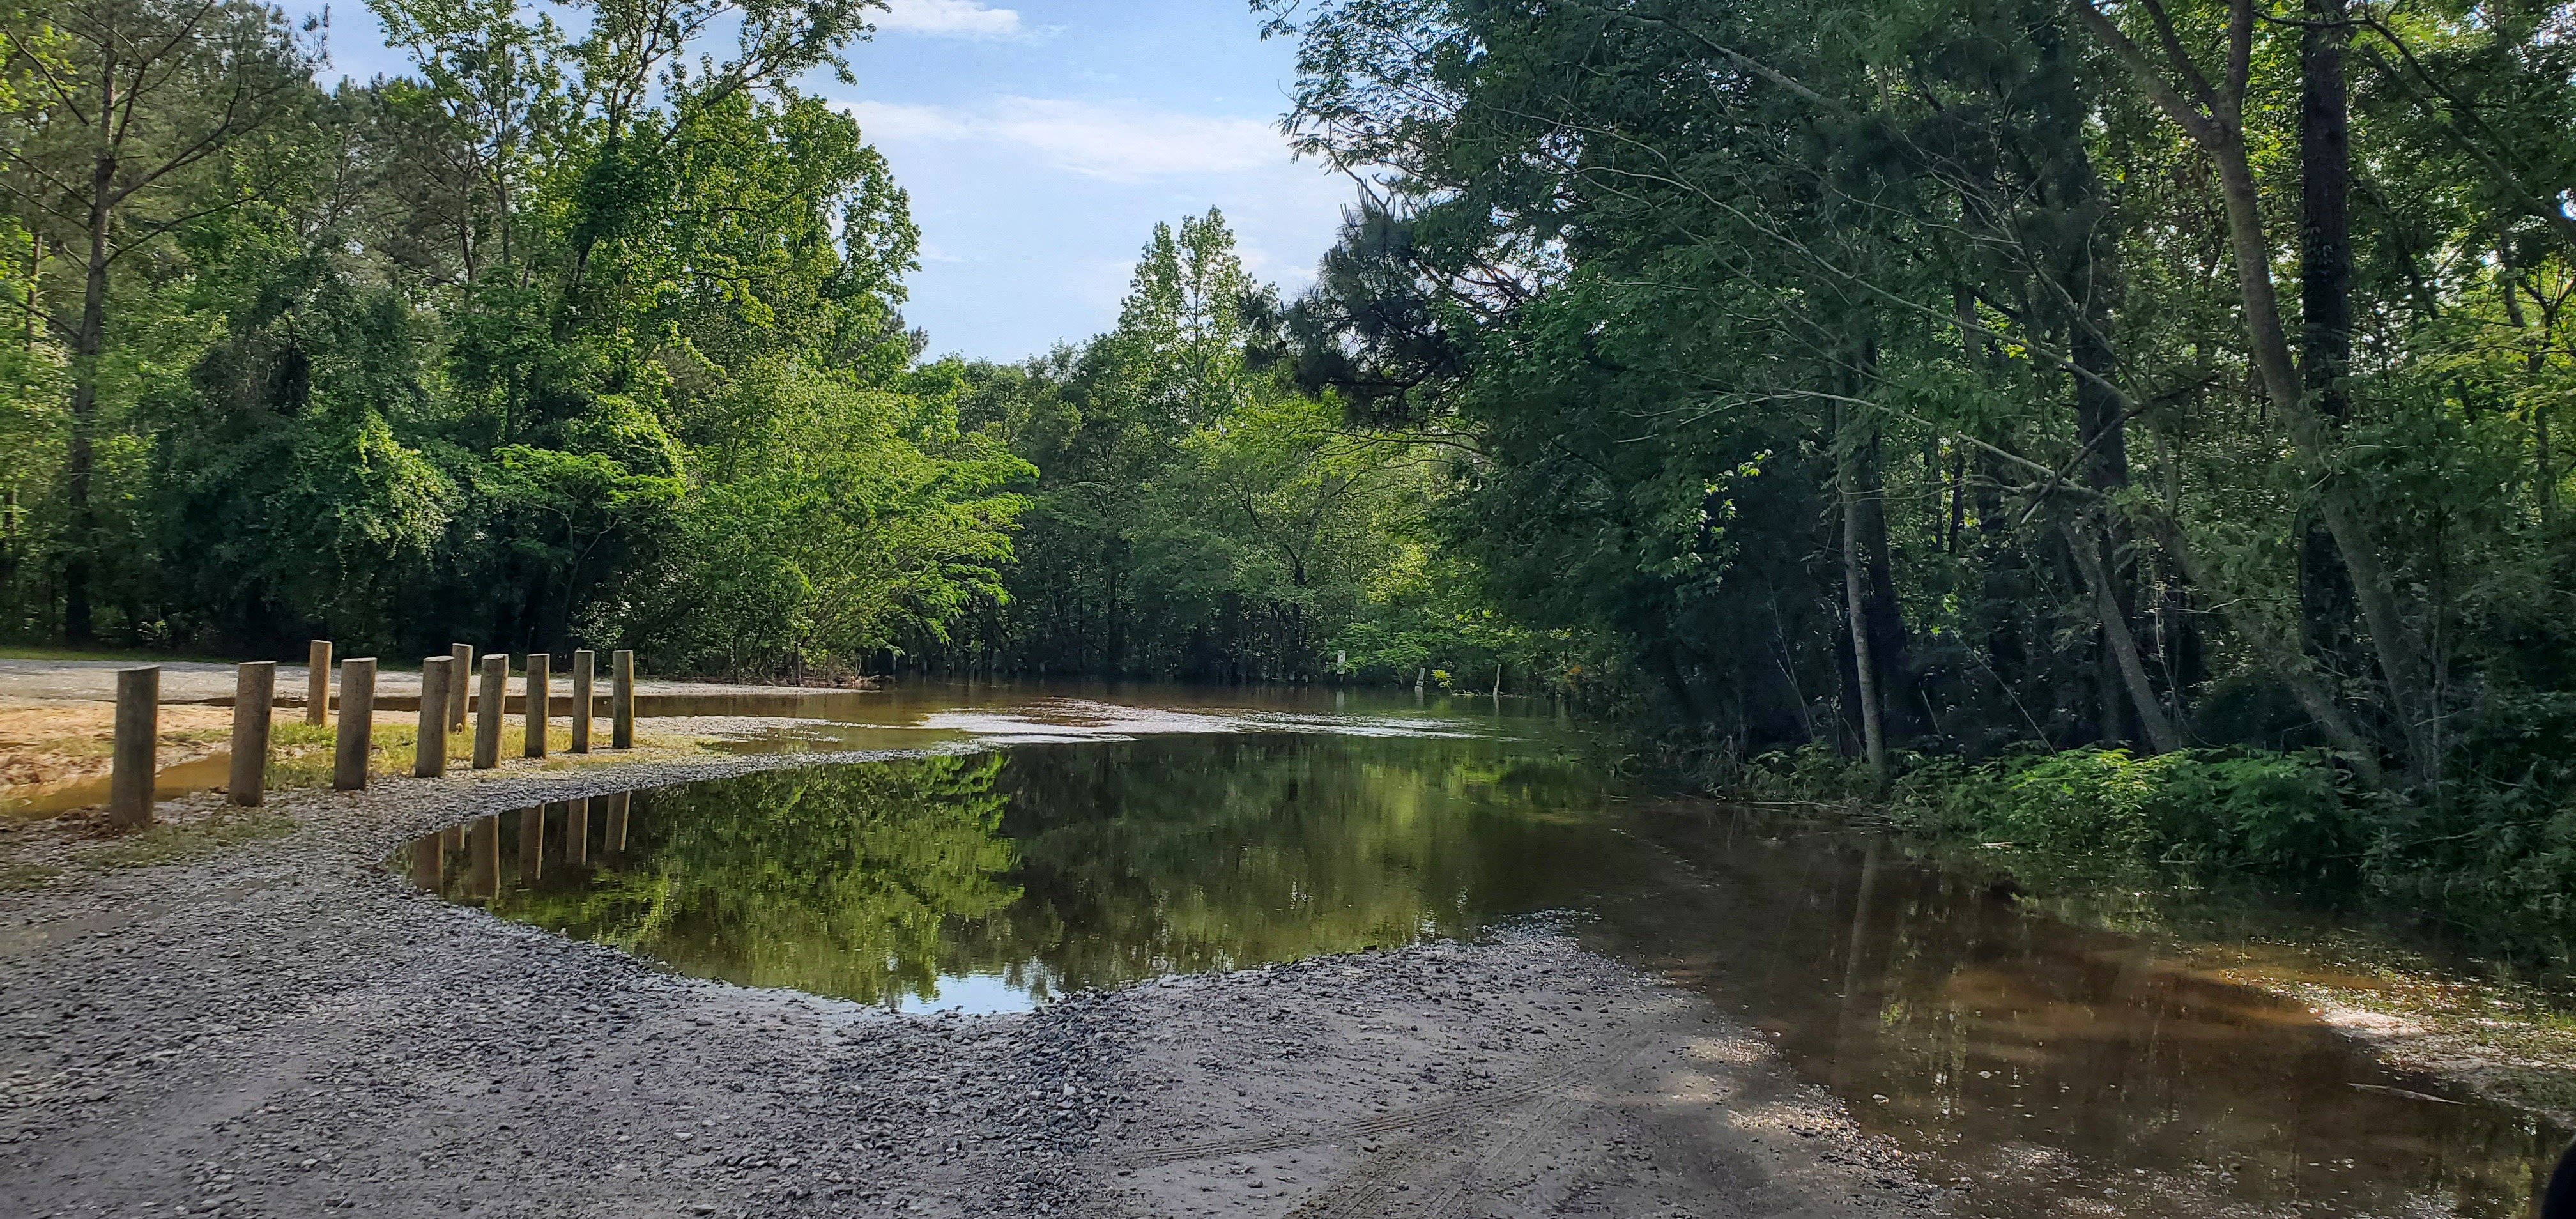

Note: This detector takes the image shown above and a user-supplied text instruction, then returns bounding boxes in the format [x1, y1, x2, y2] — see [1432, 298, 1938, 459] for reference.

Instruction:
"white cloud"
[850, 96, 1292, 181]
[873, 0, 1025, 39]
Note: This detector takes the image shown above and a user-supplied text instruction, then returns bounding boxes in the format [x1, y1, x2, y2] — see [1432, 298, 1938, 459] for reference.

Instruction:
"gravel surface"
[1, 751, 1941, 1218]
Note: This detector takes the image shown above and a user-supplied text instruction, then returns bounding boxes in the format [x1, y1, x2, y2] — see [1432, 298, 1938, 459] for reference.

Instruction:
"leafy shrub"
[1910, 747, 2352, 875]
[1727, 744, 2356, 877]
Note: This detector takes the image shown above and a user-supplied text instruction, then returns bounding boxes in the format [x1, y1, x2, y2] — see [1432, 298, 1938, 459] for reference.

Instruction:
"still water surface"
[395, 690, 2561, 1217]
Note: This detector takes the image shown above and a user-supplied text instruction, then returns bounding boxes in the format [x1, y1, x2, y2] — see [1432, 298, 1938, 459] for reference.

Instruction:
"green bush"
[1906, 747, 2352, 875]
[1729, 743, 2356, 877]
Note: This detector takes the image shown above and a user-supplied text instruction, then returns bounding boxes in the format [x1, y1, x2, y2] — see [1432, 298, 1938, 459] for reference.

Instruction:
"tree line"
[0, 0, 1025, 675]
[19, 0, 2576, 829]
[0, 0, 1537, 691]
[1244, 0, 2576, 798]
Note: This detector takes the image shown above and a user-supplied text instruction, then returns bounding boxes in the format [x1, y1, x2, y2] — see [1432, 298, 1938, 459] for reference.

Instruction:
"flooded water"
[392, 711, 2566, 1218]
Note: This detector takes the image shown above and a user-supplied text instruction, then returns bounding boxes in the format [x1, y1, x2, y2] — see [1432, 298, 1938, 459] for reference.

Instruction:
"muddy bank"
[0, 753, 1935, 1218]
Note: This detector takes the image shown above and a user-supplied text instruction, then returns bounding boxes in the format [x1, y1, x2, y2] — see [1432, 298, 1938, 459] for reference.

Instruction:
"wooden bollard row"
[105, 643, 640, 829]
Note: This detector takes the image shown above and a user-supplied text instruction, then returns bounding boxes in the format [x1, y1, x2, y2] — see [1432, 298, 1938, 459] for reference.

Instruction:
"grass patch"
[0, 859, 61, 889]
[256, 718, 643, 788]
[85, 809, 296, 870]
[262, 721, 480, 790]
[34, 734, 114, 761]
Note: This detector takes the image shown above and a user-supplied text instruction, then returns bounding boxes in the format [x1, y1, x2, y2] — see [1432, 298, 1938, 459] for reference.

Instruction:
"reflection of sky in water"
[894, 970, 1043, 1016]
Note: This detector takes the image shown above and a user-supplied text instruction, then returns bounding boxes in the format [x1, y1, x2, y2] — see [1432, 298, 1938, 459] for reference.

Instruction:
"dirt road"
[0, 753, 1940, 1218]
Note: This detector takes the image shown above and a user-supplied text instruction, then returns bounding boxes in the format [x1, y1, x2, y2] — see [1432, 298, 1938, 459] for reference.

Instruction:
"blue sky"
[298, 0, 1356, 362]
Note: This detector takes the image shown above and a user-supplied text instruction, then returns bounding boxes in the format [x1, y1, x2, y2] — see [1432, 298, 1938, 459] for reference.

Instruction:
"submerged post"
[470, 815, 499, 898]
[472, 654, 507, 770]
[415, 656, 452, 778]
[611, 650, 635, 749]
[332, 657, 378, 791]
[305, 640, 332, 726]
[108, 666, 158, 829]
[523, 653, 550, 758]
[519, 804, 544, 882]
[447, 643, 473, 730]
[565, 795, 589, 866]
[229, 661, 275, 807]
[569, 649, 595, 754]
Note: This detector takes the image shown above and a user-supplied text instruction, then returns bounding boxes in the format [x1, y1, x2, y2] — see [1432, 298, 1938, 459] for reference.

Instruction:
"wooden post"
[228, 661, 273, 808]
[566, 795, 589, 866]
[415, 657, 452, 778]
[332, 657, 377, 791]
[305, 640, 332, 726]
[523, 652, 550, 758]
[519, 804, 544, 883]
[605, 790, 629, 852]
[611, 650, 635, 749]
[473, 654, 507, 770]
[447, 643, 473, 730]
[107, 666, 157, 829]
[569, 650, 595, 753]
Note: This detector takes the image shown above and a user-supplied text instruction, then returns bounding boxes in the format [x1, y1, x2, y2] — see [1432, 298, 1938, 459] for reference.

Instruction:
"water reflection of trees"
[438, 735, 1625, 1008]
[954, 735, 1620, 992]
[490, 755, 1024, 1004]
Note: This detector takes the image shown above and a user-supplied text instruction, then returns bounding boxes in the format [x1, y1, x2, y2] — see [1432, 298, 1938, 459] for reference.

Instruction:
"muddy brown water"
[387, 701, 2559, 1216]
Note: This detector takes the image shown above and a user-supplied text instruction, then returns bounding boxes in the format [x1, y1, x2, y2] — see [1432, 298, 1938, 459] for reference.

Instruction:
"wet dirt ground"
[0, 751, 1935, 1219]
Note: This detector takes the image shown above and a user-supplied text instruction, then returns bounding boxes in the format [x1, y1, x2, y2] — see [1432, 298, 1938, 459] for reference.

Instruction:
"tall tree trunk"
[2297, 0, 2364, 703]
[1837, 402, 1887, 779]
[64, 75, 117, 645]
[1855, 424, 1912, 732]
[2072, 273, 2138, 746]
[1846, 339, 1913, 735]
[2070, 523, 2184, 752]
[2030, 27, 2144, 749]
[2300, 0, 2352, 418]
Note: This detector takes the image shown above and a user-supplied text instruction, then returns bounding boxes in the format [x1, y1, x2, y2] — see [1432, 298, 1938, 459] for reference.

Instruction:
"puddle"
[3, 752, 234, 818]
[1597, 808, 2562, 1217]
[395, 735, 1616, 1014]
[392, 731, 2568, 1216]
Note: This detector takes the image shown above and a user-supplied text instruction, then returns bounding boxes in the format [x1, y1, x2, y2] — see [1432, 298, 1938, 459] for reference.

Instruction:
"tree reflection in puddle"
[397, 736, 1621, 1012]
[392, 733, 2568, 1216]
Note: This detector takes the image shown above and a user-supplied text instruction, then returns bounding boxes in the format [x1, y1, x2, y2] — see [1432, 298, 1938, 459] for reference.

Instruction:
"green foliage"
[646, 357, 1029, 675]
[1900, 747, 2354, 872]
[1237, 0, 2576, 948]
[942, 209, 1464, 684]
[0, 0, 1017, 673]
